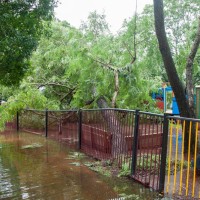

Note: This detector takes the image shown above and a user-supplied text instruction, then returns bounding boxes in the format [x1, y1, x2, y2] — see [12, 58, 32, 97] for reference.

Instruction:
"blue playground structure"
[152, 86, 179, 115]
[152, 85, 199, 115]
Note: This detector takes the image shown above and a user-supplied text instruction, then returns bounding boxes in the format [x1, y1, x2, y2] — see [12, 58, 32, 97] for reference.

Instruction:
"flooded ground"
[0, 132, 162, 200]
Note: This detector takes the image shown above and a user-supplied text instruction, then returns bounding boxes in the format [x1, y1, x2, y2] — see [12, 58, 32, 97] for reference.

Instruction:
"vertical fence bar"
[78, 109, 82, 149]
[179, 120, 185, 195]
[192, 122, 198, 197]
[186, 121, 192, 196]
[131, 109, 140, 175]
[45, 108, 48, 138]
[173, 120, 180, 194]
[159, 113, 169, 192]
[16, 111, 19, 132]
[166, 118, 173, 193]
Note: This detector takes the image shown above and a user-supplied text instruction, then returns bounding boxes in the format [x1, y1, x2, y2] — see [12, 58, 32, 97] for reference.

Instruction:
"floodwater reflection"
[0, 132, 160, 200]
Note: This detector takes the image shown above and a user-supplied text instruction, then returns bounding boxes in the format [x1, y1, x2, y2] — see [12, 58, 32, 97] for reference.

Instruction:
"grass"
[75, 152, 189, 180]
[84, 161, 112, 177]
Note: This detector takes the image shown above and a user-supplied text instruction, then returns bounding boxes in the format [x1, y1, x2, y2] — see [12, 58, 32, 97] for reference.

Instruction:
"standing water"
[0, 132, 161, 200]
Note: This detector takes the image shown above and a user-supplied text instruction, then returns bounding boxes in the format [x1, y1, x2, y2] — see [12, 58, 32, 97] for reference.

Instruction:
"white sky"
[55, 0, 153, 33]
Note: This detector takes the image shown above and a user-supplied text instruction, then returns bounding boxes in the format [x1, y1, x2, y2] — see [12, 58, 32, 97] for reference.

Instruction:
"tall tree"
[0, 0, 57, 85]
[153, 0, 190, 117]
[153, 0, 200, 151]
[186, 17, 200, 116]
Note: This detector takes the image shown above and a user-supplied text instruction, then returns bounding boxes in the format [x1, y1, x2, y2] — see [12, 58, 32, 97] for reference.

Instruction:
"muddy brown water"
[0, 132, 163, 200]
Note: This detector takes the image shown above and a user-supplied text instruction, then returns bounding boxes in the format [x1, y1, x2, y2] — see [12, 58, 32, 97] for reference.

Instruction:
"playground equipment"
[153, 85, 200, 116]
[152, 85, 179, 115]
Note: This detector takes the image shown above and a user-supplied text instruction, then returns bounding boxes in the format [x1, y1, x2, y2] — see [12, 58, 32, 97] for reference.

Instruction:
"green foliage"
[136, 154, 160, 171]
[0, 0, 57, 85]
[0, 88, 58, 130]
[25, 12, 163, 111]
[0, 85, 16, 102]
[80, 11, 110, 38]
[27, 21, 83, 109]
[163, 0, 200, 82]
[20, 112, 45, 130]
[118, 162, 131, 177]
[135, 153, 188, 175]
[84, 161, 112, 177]
[2, 1, 199, 114]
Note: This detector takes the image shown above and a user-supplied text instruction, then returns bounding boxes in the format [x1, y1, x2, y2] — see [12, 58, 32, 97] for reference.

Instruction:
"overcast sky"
[55, 0, 153, 33]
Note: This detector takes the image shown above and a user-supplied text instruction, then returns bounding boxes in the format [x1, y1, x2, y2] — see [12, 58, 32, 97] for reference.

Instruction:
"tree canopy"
[0, 0, 199, 126]
[0, 0, 57, 85]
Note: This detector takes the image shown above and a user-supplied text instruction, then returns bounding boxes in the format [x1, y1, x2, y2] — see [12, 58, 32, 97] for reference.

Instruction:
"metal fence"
[19, 109, 46, 136]
[17, 108, 200, 197]
[131, 111, 164, 190]
[19, 109, 79, 148]
[164, 115, 200, 199]
[80, 109, 136, 166]
[4, 120, 17, 133]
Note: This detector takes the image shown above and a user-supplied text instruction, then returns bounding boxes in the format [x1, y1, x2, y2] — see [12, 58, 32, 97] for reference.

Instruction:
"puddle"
[0, 132, 161, 200]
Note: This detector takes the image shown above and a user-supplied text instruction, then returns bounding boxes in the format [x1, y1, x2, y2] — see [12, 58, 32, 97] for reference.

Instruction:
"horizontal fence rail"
[16, 108, 200, 198]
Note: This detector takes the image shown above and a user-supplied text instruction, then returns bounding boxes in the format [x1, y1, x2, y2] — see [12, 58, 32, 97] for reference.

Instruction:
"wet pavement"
[0, 132, 162, 200]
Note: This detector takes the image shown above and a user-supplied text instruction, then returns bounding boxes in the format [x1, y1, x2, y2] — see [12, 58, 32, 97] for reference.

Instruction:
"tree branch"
[88, 55, 117, 72]
[132, 0, 137, 64]
[60, 87, 76, 103]
[187, 17, 200, 65]
[186, 16, 200, 116]
[111, 70, 119, 107]
[122, 42, 136, 64]
[30, 82, 73, 90]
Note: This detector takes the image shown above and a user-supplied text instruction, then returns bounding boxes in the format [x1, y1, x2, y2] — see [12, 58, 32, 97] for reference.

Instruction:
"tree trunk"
[97, 96, 127, 158]
[186, 17, 200, 118]
[153, 0, 197, 152]
[153, 0, 190, 117]
[185, 17, 200, 154]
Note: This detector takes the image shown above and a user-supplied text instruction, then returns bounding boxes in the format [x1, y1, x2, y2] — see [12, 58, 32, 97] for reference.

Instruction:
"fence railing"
[80, 109, 136, 167]
[164, 115, 200, 199]
[18, 109, 79, 147]
[131, 111, 164, 191]
[17, 108, 200, 198]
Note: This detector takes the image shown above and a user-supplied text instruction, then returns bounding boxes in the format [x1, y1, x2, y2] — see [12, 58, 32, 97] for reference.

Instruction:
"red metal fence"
[131, 111, 164, 190]
[18, 108, 166, 191]
[81, 109, 136, 166]
[19, 109, 79, 148]
[19, 109, 46, 136]
[47, 110, 79, 146]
